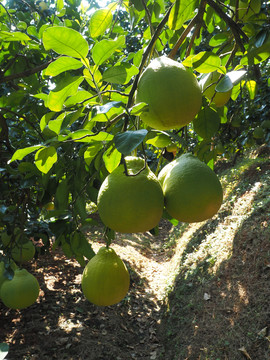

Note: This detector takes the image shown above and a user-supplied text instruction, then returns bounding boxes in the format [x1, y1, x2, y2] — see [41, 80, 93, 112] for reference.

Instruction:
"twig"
[127, 2, 175, 109]
[205, 0, 249, 52]
[0, 60, 54, 84]
[168, 15, 198, 59]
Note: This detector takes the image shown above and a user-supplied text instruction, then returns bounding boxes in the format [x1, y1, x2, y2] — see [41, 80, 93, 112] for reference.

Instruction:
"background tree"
[0, 0, 269, 268]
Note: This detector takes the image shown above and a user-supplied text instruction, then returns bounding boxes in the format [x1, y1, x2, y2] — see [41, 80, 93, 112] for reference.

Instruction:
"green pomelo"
[81, 247, 130, 306]
[11, 240, 36, 263]
[201, 71, 232, 107]
[159, 153, 223, 223]
[97, 157, 164, 233]
[0, 268, 39, 309]
[253, 127, 264, 139]
[135, 56, 202, 130]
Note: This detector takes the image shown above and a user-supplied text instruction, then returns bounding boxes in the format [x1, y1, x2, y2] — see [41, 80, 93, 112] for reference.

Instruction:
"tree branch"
[127, 2, 175, 109]
[0, 60, 54, 84]
[205, 0, 249, 52]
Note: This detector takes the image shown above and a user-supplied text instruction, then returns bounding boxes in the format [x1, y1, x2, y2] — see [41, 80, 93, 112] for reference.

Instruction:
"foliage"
[0, 0, 269, 265]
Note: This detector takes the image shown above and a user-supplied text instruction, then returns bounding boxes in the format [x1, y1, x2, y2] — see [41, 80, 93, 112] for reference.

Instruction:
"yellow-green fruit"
[237, 0, 261, 21]
[11, 240, 35, 263]
[201, 71, 232, 107]
[135, 56, 202, 130]
[166, 143, 178, 154]
[97, 156, 164, 233]
[0, 268, 39, 309]
[215, 143, 225, 155]
[253, 127, 264, 139]
[81, 247, 130, 306]
[261, 120, 270, 129]
[159, 153, 223, 223]
[158, 160, 177, 187]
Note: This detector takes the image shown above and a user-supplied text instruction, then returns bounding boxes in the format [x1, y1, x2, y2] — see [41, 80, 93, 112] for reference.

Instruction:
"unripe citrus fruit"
[166, 143, 178, 154]
[97, 156, 164, 233]
[200, 71, 232, 107]
[11, 240, 35, 263]
[261, 120, 270, 129]
[135, 56, 202, 130]
[253, 126, 264, 139]
[0, 268, 39, 309]
[158, 153, 223, 223]
[81, 247, 130, 306]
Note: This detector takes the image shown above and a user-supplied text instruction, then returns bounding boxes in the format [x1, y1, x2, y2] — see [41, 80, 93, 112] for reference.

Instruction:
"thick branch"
[127, 3, 174, 109]
[168, 15, 198, 59]
[206, 0, 249, 52]
[0, 60, 53, 84]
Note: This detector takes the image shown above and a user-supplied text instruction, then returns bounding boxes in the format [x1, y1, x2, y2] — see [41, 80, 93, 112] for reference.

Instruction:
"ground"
[0, 147, 269, 360]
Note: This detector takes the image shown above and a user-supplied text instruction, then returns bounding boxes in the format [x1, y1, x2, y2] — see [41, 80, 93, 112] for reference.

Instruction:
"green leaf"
[115, 129, 148, 155]
[74, 195, 87, 220]
[129, 102, 149, 116]
[48, 114, 66, 134]
[215, 75, 233, 92]
[193, 106, 220, 139]
[146, 133, 171, 148]
[71, 130, 113, 142]
[184, 52, 222, 73]
[8, 145, 43, 163]
[103, 146, 121, 173]
[209, 33, 229, 47]
[40, 112, 56, 131]
[0, 31, 30, 42]
[57, 0, 64, 11]
[55, 178, 69, 210]
[0, 343, 9, 360]
[245, 80, 257, 100]
[35, 146, 58, 174]
[168, 0, 196, 30]
[89, 8, 113, 38]
[102, 62, 139, 84]
[84, 143, 102, 166]
[43, 26, 89, 59]
[43, 57, 83, 76]
[92, 36, 125, 66]
[48, 76, 84, 111]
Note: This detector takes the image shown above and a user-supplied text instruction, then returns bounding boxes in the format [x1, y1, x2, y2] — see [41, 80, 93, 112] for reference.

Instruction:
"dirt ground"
[1, 150, 269, 360]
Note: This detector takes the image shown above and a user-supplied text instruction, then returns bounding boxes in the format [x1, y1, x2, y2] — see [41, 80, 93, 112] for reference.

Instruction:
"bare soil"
[1, 149, 269, 360]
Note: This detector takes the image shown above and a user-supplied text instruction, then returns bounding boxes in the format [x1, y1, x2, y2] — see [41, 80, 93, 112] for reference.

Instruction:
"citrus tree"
[0, 0, 269, 307]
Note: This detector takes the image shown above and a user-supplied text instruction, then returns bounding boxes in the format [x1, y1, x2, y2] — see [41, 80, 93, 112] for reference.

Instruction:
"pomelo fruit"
[81, 247, 130, 306]
[200, 71, 232, 107]
[11, 240, 35, 263]
[0, 268, 39, 309]
[253, 126, 264, 139]
[158, 153, 223, 223]
[97, 156, 164, 233]
[135, 56, 202, 130]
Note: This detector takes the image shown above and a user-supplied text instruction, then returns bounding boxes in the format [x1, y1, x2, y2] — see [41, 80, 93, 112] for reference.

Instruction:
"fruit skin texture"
[81, 247, 130, 306]
[135, 56, 202, 130]
[11, 240, 35, 263]
[201, 71, 232, 107]
[0, 268, 39, 309]
[97, 156, 164, 233]
[159, 153, 223, 223]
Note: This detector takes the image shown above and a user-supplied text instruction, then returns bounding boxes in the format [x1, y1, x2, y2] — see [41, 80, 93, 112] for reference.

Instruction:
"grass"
[158, 147, 270, 360]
